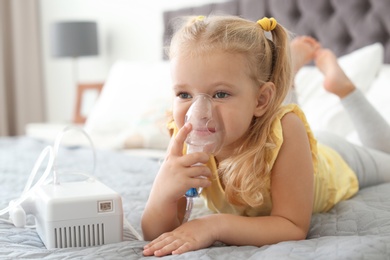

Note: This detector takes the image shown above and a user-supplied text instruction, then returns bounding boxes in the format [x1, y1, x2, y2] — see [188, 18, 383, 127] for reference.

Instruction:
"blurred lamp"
[51, 21, 99, 58]
[50, 21, 99, 123]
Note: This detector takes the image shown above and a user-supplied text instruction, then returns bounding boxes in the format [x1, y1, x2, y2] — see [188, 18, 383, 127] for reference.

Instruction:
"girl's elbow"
[291, 226, 309, 241]
[296, 230, 308, 240]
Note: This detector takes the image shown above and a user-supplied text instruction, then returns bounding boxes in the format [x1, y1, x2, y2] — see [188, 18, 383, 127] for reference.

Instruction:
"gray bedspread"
[1, 137, 390, 259]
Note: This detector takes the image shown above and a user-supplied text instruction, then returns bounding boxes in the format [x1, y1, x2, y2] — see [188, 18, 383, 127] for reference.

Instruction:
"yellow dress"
[168, 104, 359, 216]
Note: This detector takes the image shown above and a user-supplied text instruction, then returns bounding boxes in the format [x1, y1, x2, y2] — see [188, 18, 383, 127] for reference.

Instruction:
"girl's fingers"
[169, 123, 210, 166]
[144, 234, 193, 257]
[192, 176, 211, 189]
[154, 240, 183, 257]
[169, 123, 192, 156]
[185, 165, 211, 179]
[182, 152, 210, 167]
[143, 234, 177, 256]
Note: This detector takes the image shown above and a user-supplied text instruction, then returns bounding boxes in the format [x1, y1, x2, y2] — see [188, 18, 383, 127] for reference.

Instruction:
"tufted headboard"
[163, 0, 390, 63]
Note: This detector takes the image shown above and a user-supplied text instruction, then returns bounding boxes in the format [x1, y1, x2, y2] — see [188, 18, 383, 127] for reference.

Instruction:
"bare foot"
[314, 49, 355, 98]
[290, 36, 321, 75]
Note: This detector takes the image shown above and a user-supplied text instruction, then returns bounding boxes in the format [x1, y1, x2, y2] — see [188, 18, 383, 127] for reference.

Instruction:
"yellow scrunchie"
[257, 17, 277, 31]
[196, 15, 205, 21]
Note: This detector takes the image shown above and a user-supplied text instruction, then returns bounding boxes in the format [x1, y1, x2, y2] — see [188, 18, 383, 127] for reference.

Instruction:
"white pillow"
[85, 61, 173, 150]
[294, 43, 384, 139]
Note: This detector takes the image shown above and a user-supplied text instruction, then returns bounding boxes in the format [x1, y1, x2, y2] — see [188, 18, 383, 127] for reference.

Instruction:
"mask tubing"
[183, 197, 194, 223]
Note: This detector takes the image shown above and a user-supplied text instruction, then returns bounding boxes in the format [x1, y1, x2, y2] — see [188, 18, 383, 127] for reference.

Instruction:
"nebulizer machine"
[183, 94, 224, 223]
[0, 126, 129, 249]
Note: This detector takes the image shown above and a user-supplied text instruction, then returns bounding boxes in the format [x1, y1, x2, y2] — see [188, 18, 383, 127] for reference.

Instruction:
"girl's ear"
[254, 82, 275, 117]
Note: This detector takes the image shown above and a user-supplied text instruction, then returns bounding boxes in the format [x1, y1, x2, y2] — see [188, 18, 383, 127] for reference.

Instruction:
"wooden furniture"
[74, 82, 104, 124]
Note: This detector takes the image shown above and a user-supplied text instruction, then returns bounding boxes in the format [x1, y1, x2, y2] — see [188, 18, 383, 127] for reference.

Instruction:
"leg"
[284, 36, 321, 104]
[315, 48, 390, 153]
[316, 131, 390, 189]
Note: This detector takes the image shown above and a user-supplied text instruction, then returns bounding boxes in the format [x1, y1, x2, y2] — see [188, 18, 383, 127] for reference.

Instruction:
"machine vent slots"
[54, 223, 105, 248]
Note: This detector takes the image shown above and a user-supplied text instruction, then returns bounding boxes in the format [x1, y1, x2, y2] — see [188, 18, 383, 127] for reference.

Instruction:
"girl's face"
[171, 51, 262, 160]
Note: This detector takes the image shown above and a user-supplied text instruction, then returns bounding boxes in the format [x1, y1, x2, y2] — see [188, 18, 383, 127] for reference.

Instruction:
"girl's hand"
[154, 123, 212, 204]
[142, 123, 212, 241]
[143, 216, 217, 256]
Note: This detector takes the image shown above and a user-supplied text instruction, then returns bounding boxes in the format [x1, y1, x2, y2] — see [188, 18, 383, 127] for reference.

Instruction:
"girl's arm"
[141, 123, 212, 241]
[143, 112, 314, 256]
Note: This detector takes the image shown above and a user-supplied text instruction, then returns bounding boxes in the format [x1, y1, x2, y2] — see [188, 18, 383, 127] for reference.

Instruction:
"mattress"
[1, 136, 390, 259]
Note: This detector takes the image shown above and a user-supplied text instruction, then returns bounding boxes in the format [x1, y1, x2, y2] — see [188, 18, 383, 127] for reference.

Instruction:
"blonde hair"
[168, 15, 293, 207]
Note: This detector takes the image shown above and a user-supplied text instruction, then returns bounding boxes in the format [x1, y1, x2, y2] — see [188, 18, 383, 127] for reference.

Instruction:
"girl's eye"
[178, 92, 192, 99]
[214, 92, 229, 99]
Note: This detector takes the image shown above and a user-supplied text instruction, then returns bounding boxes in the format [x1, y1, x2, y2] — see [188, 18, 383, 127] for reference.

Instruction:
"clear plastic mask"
[184, 94, 224, 155]
[184, 94, 225, 198]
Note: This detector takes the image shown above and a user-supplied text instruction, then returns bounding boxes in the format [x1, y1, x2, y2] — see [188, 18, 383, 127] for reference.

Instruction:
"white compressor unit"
[21, 179, 123, 249]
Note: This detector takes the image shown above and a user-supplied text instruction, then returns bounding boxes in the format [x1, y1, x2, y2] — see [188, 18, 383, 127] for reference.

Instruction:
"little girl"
[141, 15, 390, 256]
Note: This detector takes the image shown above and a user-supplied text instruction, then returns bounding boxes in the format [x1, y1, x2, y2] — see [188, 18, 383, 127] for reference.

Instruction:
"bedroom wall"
[39, 0, 229, 123]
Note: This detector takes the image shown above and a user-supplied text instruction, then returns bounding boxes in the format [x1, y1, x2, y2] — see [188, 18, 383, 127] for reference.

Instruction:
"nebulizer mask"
[183, 94, 224, 222]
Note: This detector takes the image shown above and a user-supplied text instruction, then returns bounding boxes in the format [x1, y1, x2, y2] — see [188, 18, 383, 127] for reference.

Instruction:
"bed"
[1, 0, 390, 259]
